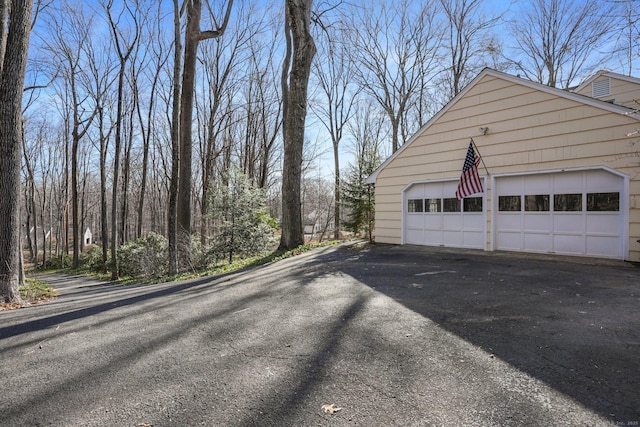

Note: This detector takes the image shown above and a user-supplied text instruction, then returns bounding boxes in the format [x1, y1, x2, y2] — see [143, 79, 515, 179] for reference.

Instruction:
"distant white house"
[366, 68, 640, 262]
[83, 228, 93, 248]
[303, 210, 334, 236]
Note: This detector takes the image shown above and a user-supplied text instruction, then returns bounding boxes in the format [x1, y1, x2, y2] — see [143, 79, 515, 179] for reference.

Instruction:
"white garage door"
[495, 169, 625, 259]
[404, 181, 485, 249]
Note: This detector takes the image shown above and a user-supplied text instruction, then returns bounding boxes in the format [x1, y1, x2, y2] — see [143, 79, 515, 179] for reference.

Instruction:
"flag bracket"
[470, 137, 489, 176]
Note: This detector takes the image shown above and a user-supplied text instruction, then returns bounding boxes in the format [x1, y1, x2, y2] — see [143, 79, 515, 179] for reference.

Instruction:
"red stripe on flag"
[455, 142, 484, 200]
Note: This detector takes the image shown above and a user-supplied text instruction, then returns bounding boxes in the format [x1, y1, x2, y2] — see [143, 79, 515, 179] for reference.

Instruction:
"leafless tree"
[105, 0, 142, 279]
[508, 0, 618, 88]
[46, 2, 99, 268]
[85, 27, 116, 273]
[242, 19, 282, 191]
[1, 0, 34, 302]
[348, 0, 442, 153]
[195, 2, 254, 246]
[301, 174, 334, 242]
[22, 119, 54, 267]
[343, 102, 386, 242]
[610, 0, 639, 76]
[134, 2, 170, 240]
[168, 0, 182, 275]
[279, 0, 317, 250]
[439, 0, 502, 97]
[36, 125, 55, 267]
[175, 0, 233, 268]
[311, 22, 358, 240]
[22, 120, 39, 263]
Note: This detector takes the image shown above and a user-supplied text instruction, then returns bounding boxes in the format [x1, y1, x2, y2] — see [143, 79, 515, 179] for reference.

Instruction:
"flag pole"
[470, 137, 489, 176]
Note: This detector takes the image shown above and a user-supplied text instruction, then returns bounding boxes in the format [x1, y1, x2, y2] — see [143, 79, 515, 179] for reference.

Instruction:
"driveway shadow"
[333, 244, 640, 424]
[3, 244, 638, 425]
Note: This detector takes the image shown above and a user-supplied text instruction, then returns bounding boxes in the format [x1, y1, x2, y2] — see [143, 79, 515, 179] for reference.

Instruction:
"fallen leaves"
[0, 296, 57, 311]
[321, 403, 342, 414]
[0, 302, 24, 311]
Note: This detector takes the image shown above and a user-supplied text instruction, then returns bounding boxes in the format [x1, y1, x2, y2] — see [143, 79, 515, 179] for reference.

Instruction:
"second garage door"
[495, 169, 625, 259]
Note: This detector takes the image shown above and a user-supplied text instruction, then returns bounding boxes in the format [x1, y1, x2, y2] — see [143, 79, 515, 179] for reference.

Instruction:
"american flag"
[455, 141, 483, 200]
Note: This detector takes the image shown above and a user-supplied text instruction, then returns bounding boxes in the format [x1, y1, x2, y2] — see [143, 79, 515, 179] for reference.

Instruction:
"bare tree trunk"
[71, 114, 80, 266]
[68, 102, 93, 268]
[71, 105, 97, 268]
[80, 152, 89, 252]
[39, 155, 49, 268]
[119, 107, 135, 245]
[0, 0, 33, 303]
[40, 214, 47, 267]
[134, 41, 165, 240]
[312, 27, 358, 241]
[168, 0, 182, 275]
[333, 148, 340, 240]
[98, 107, 110, 273]
[22, 137, 37, 261]
[0, 0, 7, 68]
[63, 114, 70, 257]
[279, 0, 316, 250]
[106, 0, 140, 279]
[177, 0, 203, 256]
[177, 0, 233, 267]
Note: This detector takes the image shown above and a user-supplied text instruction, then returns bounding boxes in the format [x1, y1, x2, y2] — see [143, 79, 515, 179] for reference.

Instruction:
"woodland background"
[11, 0, 638, 277]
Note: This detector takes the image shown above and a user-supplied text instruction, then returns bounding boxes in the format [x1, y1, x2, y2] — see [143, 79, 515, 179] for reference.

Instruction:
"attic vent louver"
[592, 77, 611, 98]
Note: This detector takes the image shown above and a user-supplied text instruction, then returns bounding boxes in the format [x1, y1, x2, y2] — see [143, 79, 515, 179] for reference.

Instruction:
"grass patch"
[249, 241, 340, 265]
[3, 241, 347, 310]
[162, 240, 341, 284]
[1, 277, 59, 310]
[20, 277, 58, 300]
[211, 240, 340, 273]
[29, 240, 345, 286]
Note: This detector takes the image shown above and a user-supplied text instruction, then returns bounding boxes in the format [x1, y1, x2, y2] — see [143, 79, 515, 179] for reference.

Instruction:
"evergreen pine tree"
[207, 167, 277, 264]
[341, 150, 381, 242]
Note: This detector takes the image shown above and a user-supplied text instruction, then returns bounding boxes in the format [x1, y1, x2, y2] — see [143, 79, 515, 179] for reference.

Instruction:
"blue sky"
[25, 0, 638, 181]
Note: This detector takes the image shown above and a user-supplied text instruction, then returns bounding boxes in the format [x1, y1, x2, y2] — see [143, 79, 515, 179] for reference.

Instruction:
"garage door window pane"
[554, 194, 582, 211]
[443, 198, 461, 212]
[408, 199, 423, 212]
[425, 198, 441, 212]
[525, 195, 550, 211]
[464, 197, 483, 212]
[587, 192, 619, 211]
[499, 195, 521, 211]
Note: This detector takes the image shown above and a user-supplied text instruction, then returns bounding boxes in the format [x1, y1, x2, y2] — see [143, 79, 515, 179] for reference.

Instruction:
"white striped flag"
[455, 141, 483, 200]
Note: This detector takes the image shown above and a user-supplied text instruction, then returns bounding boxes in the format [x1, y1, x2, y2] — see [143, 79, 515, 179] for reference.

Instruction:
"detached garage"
[367, 69, 640, 262]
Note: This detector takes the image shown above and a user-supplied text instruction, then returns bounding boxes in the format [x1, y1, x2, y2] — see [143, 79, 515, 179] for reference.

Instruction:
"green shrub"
[44, 253, 72, 269]
[117, 232, 168, 278]
[81, 245, 108, 272]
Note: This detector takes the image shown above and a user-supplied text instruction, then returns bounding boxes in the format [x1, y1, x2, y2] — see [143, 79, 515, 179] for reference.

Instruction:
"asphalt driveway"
[0, 243, 638, 426]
